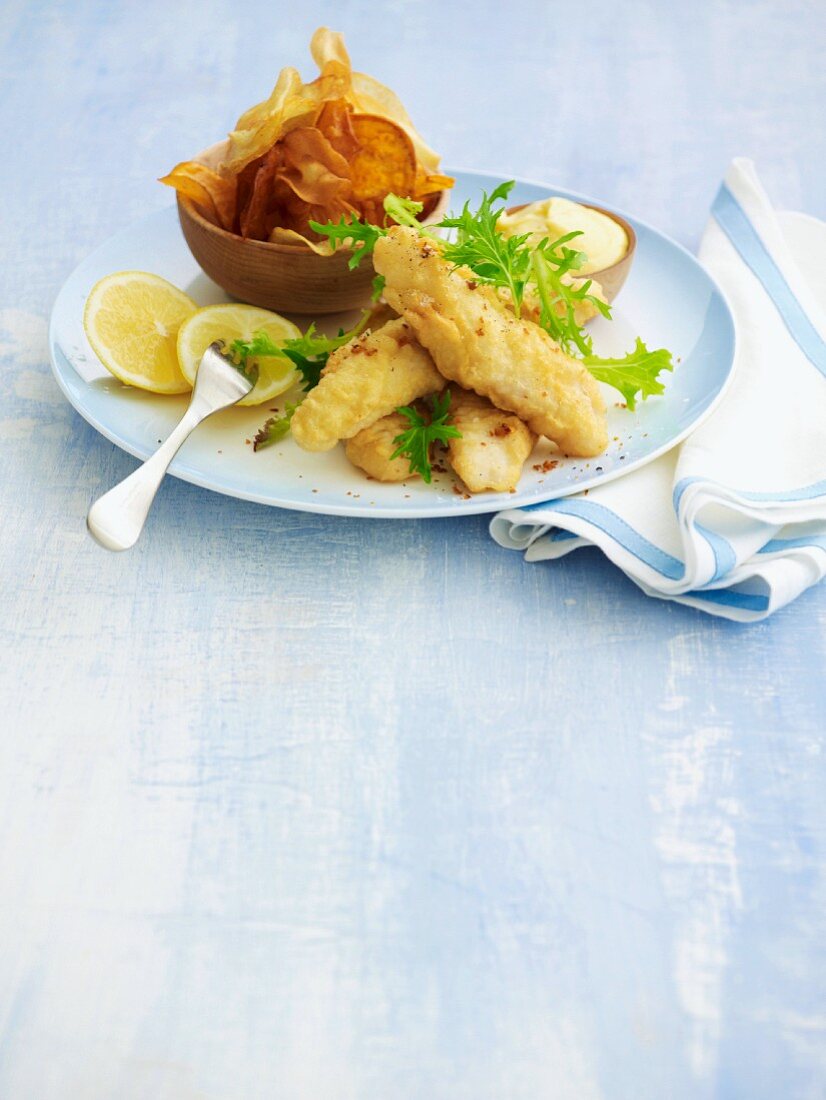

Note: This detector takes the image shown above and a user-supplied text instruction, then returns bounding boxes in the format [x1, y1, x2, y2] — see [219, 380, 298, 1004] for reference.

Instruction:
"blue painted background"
[1, 1, 825, 1097]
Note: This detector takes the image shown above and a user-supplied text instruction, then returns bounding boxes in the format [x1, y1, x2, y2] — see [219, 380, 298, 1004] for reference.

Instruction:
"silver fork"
[86, 342, 255, 551]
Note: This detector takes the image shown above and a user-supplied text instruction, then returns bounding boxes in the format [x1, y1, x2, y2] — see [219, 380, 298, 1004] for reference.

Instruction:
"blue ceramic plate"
[49, 169, 736, 518]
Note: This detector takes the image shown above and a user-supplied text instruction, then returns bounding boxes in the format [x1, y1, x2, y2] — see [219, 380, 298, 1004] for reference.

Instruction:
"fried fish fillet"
[290, 318, 442, 452]
[445, 386, 537, 493]
[345, 409, 420, 482]
[373, 227, 608, 456]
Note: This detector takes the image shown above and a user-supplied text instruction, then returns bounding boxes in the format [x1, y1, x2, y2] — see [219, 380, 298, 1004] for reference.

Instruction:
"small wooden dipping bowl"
[505, 202, 636, 303]
[178, 188, 451, 316]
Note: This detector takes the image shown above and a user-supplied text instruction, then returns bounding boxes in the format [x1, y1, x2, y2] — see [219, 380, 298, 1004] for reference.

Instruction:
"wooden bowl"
[178, 187, 451, 316]
[505, 202, 636, 303]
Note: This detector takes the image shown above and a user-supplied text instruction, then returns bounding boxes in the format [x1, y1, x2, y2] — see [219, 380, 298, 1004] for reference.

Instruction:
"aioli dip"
[498, 197, 628, 275]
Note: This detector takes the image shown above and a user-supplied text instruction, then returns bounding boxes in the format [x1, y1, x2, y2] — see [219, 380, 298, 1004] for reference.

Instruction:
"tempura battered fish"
[345, 409, 420, 482]
[445, 387, 537, 493]
[373, 227, 608, 456]
[291, 318, 442, 452]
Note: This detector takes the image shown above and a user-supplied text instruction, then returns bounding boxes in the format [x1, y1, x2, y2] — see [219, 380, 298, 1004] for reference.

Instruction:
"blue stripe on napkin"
[674, 475, 826, 509]
[686, 588, 769, 613]
[758, 535, 826, 554]
[712, 184, 826, 377]
[695, 522, 737, 582]
[526, 499, 685, 579]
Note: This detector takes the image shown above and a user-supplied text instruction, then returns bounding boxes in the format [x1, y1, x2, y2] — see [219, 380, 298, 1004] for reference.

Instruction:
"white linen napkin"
[490, 159, 826, 621]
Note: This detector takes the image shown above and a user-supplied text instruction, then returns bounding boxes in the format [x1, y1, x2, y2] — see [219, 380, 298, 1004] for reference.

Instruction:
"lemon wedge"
[176, 304, 302, 406]
[83, 271, 197, 394]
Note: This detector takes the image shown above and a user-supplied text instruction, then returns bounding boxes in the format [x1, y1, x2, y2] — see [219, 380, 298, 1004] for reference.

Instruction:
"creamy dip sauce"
[498, 196, 628, 274]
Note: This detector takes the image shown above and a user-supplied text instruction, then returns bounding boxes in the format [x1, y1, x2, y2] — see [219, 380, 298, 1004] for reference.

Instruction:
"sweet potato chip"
[348, 115, 416, 201]
[413, 170, 455, 200]
[349, 71, 440, 174]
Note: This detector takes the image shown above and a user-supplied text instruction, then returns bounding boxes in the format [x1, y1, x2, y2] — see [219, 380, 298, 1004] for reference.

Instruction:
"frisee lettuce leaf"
[583, 339, 674, 410]
[382, 193, 426, 229]
[437, 182, 531, 315]
[233, 314, 371, 394]
[228, 330, 284, 384]
[390, 391, 461, 483]
[308, 214, 384, 270]
[529, 240, 611, 356]
[252, 400, 302, 451]
[281, 314, 370, 391]
[371, 274, 386, 302]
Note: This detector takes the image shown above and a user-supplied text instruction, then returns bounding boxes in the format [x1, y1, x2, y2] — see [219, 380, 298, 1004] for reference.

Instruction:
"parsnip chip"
[159, 162, 236, 230]
[238, 149, 282, 240]
[316, 99, 360, 161]
[160, 170, 219, 224]
[271, 179, 354, 242]
[224, 29, 353, 175]
[280, 127, 352, 206]
[269, 227, 334, 253]
[308, 27, 353, 90]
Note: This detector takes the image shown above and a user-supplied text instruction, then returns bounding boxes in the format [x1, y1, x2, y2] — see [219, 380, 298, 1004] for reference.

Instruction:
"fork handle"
[87, 405, 205, 551]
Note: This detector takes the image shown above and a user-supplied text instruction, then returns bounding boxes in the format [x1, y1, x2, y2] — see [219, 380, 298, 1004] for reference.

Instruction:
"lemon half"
[176, 304, 302, 406]
[83, 271, 197, 394]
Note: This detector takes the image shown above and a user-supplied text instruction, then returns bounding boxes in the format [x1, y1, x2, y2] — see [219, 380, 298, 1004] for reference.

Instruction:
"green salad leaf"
[234, 314, 371, 395]
[583, 339, 674, 410]
[437, 182, 531, 315]
[391, 391, 462, 483]
[307, 214, 384, 270]
[281, 315, 370, 391]
[252, 400, 302, 451]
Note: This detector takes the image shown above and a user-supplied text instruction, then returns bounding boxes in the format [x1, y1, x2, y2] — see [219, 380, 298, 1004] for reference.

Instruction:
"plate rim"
[49, 168, 738, 520]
